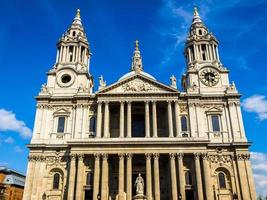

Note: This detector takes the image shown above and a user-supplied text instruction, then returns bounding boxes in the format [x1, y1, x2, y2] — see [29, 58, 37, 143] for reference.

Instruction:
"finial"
[194, 7, 199, 16]
[192, 6, 202, 24]
[135, 40, 139, 51]
[76, 9, 81, 19]
[131, 40, 143, 72]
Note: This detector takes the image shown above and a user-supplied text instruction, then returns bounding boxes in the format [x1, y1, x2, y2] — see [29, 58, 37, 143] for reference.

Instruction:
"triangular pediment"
[205, 106, 222, 113]
[97, 73, 178, 94]
[53, 108, 71, 116]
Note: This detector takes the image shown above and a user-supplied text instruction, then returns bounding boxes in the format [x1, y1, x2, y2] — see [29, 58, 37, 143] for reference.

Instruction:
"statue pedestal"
[132, 194, 147, 200]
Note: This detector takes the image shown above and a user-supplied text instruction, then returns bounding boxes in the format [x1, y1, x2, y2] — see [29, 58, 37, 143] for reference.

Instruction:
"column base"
[133, 194, 147, 200]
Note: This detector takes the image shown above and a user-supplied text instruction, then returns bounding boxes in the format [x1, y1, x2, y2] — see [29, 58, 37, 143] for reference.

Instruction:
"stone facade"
[23, 8, 256, 200]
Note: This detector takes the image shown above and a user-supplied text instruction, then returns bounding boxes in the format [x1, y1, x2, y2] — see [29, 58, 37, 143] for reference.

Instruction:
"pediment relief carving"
[98, 75, 178, 94]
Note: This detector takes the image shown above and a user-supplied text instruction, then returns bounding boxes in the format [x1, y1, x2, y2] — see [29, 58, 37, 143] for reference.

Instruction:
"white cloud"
[0, 109, 32, 138]
[251, 152, 267, 196]
[14, 146, 24, 153]
[242, 95, 267, 120]
[4, 137, 14, 144]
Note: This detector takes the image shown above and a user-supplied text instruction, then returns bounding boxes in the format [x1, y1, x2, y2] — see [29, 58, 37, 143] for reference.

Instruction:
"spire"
[192, 7, 202, 24]
[72, 8, 82, 26]
[131, 40, 143, 72]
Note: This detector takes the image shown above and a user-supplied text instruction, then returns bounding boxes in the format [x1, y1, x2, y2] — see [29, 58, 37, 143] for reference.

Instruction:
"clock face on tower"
[199, 68, 220, 86]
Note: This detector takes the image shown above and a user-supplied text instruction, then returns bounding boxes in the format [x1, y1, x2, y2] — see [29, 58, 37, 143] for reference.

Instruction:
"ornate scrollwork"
[209, 154, 233, 164]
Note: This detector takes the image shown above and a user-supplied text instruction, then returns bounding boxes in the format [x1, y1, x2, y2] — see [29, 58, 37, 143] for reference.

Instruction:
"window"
[53, 173, 60, 189]
[181, 116, 188, 132]
[57, 117, 65, 133]
[86, 172, 93, 186]
[89, 116, 96, 132]
[185, 171, 192, 185]
[69, 46, 74, 62]
[211, 115, 220, 132]
[218, 172, 226, 189]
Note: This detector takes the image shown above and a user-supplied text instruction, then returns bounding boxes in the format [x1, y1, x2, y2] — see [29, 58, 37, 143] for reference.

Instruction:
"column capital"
[126, 153, 133, 160]
[169, 153, 176, 160]
[97, 101, 103, 105]
[235, 153, 250, 161]
[194, 153, 201, 160]
[94, 153, 101, 160]
[77, 154, 84, 161]
[201, 153, 209, 160]
[144, 100, 150, 104]
[153, 153, 160, 160]
[102, 153, 108, 160]
[70, 154, 77, 161]
[127, 101, 132, 104]
[104, 101, 109, 105]
[177, 152, 184, 159]
[120, 101, 125, 104]
[118, 153, 125, 160]
[145, 153, 152, 160]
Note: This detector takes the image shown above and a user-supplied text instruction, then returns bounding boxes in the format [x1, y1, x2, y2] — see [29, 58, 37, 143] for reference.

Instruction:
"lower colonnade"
[67, 152, 212, 200]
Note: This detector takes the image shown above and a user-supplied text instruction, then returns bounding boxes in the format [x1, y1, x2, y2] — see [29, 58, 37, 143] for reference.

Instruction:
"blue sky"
[0, 0, 267, 196]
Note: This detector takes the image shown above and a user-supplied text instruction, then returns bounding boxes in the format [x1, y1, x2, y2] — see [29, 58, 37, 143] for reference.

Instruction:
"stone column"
[244, 154, 257, 199]
[75, 154, 84, 200]
[31, 157, 41, 198]
[23, 156, 36, 200]
[145, 101, 150, 138]
[168, 101, 174, 137]
[175, 101, 180, 137]
[236, 154, 251, 199]
[120, 102, 125, 138]
[101, 154, 109, 200]
[126, 153, 133, 200]
[96, 102, 102, 138]
[118, 154, 125, 200]
[177, 153, 185, 199]
[152, 101, 158, 138]
[202, 153, 212, 200]
[145, 153, 152, 200]
[68, 154, 76, 200]
[194, 153, 204, 200]
[104, 102, 110, 138]
[188, 103, 197, 137]
[93, 154, 101, 200]
[127, 102, 132, 138]
[169, 153, 178, 200]
[153, 153, 160, 200]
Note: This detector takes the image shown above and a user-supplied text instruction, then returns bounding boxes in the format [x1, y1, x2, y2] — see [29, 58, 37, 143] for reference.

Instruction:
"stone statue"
[99, 75, 106, 90]
[170, 75, 177, 88]
[134, 173, 144, 195]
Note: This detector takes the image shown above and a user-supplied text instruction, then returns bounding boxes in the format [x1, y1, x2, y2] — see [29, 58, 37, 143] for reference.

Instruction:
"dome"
[118, 71, 156, 81]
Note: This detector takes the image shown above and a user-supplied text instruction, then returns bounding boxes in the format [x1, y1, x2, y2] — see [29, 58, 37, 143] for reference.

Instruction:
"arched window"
[181, 116, 188, 132]
[53, 173, 60, 189]
[185, 171, 192, 185]
[218, 172, 226, 189]
[86, 172, 93, 186]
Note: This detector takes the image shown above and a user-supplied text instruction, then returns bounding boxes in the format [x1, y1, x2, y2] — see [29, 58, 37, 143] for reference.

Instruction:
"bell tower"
[40, 9, 94, 96]
[182, 8, 236, 95]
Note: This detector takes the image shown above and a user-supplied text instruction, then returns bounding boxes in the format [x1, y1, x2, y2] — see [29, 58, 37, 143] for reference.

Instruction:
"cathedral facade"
[23, 8, 256, 200]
